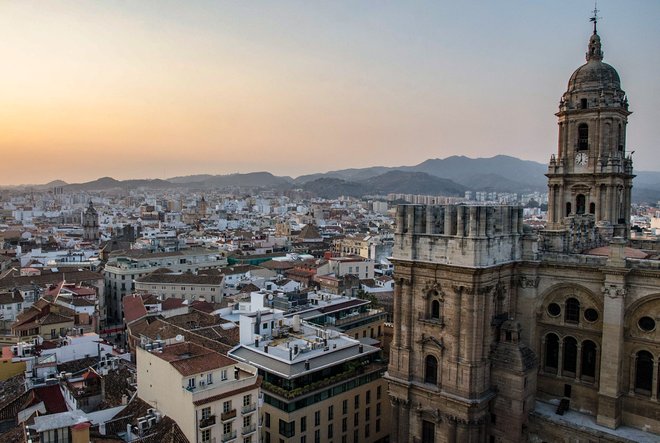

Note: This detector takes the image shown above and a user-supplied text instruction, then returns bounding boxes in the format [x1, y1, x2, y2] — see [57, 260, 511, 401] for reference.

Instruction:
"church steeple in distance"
[545, 7, 634, 239]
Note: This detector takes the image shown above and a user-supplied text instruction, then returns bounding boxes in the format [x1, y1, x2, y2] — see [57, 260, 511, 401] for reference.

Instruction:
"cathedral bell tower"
[546, 19, 634, 239]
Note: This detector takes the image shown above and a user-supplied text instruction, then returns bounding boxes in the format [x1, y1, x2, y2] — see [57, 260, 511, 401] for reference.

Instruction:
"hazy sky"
[1, 1, 659, 185]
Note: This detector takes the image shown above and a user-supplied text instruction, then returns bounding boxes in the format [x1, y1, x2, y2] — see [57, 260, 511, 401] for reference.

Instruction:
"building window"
[431, 299, 442, 320]
[580, 98, 588, 109]
[635, 350, 654, 394]
[265, 413, 270, 428]
[565, 298, 580, 323]
[377, 386, 382, 400]
[425, 355, 438, 384]
[314, 410, 320, 426]
[221, 369, 228, 380]
[578, 123, 589, 150]
[365, 407, 370, 421]
[279, 419, 295, 438]
[188, 378, 196, 389]
[366, 390, 371, 404]
[342, 417, 347, 432]
[300, 416, 306, 432]
[201, 407, 211, 420]
[365, 423, 370, 438]
[376, 403, 381, 417]
[576, 194, 586, 215]
[314, 429, 320, 443]
[300, 437, 306, 443]
[328, 405, 334, 420]
[589, 202, 596, 214]
[376, 418, 381, 433]
[328, 423, 333, 439]
[223, 400, 232, 413]
[342, 399, 348, 415]
[223, 422, 233, 435]
[201, 429, 211, 442]
[354, 394, 359, 409]
[566, 202, 572, 216]
[581, 340, 597, 378]
[544, 333, 559, 372]
[243, 394, 252, 407]
[563, 337, 578, 375]
[422, 420, 435, 443]
[243, 415, 251, 427]
[207, 373, 213, 384]
[354, 412, 359, 427]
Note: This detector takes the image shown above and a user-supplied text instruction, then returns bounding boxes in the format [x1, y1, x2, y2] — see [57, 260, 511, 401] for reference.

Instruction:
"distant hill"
[12, 154, 660, 203]
[301, 171, 466, 199]
[360, 170, 466, 196]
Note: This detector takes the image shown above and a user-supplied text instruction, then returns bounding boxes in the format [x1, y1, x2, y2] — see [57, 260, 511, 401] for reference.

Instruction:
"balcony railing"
[241, 423, 256, 435]
[417, 312, 445, 326]
[199, 415, 216, 429]
[221, 430, 237, 442]
[241, 403, 256, 414]
[221, 409, 236, 421]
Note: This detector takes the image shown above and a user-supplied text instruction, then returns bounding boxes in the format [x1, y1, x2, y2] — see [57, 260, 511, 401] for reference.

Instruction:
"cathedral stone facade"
[386, 25, 660, 443]
[82, 200, 100, 242]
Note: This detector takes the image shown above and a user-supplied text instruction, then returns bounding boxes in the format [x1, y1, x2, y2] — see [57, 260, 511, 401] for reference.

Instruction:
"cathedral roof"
[584, 246, 648, 259]
[566, 32, 621, 93]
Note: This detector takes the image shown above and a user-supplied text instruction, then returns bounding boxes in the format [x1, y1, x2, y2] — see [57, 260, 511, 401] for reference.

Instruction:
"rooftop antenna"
[589, 1, 601, 34]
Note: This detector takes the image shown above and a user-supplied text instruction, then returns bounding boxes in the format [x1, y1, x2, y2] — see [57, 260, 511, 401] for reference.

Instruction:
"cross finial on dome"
[589, 1, 601, 35]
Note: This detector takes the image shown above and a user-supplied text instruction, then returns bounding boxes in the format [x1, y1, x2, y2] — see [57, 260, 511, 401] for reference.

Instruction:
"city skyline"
[1, 1, 659, 185]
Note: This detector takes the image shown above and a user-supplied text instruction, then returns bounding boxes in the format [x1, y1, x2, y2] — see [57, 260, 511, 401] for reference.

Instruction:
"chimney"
[304, 360, 310, 370]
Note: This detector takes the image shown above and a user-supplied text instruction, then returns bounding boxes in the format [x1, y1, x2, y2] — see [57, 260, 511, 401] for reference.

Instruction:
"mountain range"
[8, 155, 660, 203]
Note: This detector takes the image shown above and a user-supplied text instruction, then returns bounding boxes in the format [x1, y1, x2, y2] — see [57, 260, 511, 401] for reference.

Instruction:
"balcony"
[221, 430, 237, 442]
[199, 415, 216, 429]
[241, 403, 256, 414]
[418, 312, 445, 327]
[221, 409, 236, 421]
[241, 423, 256, 435]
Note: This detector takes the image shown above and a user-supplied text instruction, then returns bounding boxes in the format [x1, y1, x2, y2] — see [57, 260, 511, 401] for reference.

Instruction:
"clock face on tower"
[575, 152, 588, 167]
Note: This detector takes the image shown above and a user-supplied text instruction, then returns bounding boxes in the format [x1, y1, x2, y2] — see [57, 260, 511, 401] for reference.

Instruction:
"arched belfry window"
[565, 298, 580, 324]
[544, 333, 559, 373]
[431, 300, 441, 320]
[576, 194, 586, 215]
[578, 124, 589, 151]
[425, 355, 438, 385]
[635, 351, 654, 394]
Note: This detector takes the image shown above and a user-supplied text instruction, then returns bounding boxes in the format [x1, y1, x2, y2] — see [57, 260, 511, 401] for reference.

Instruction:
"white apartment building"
[104, 248, 226, 322]
[137, 340, 261, 443]
[135, 271, 225, 303]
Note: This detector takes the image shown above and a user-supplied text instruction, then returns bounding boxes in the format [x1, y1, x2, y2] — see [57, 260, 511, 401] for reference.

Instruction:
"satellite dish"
[175, 334, 184, 342]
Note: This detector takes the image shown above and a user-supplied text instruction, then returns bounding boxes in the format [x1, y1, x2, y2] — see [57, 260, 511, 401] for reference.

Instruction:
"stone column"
[652, 358, 659, 402]
[557, 340, 564, 378]
[628, 353, 636, 395]
[548, 185, 556, 225]
[393, 279, 403, 349]
[576, 343, 583, 381]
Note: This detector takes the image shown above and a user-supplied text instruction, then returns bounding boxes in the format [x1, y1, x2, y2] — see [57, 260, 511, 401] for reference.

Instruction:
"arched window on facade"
[424, 355, 438, 385]
[544, 333, 559, 373]
[576, 194, 586, 215]
[566, 202, 572, 216]
[635, 351, 654, 394]
[578, 123, 589, 150]
[565, 298, 580, 323]
[563, 337, 578, 375]
[589, 202, 596, 214]
[581, 340, 597, 379]
[431, 299, 441, 320]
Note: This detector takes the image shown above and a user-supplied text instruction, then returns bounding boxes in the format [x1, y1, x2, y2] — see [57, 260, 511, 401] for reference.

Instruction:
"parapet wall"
[392, 204, 524, 268]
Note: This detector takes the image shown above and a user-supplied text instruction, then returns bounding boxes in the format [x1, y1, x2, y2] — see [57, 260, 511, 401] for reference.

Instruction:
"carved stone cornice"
[417, 333, 445, 351]
[518, 275, 540, 288]
[602, 284, 626, 299]
[453, 285, 475, 295]
[422, 280, 444, 300]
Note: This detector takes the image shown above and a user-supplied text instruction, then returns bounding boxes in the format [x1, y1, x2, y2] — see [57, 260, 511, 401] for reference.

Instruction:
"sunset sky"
[1, 1, 659, 185]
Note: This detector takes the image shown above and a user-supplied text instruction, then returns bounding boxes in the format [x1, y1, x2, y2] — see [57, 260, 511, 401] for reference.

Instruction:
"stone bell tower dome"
[545, 19, 634, 240]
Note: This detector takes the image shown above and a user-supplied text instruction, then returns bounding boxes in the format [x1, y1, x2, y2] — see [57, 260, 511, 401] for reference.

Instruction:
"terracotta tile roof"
[0, 269, 103, 290]
[161, 298, 185, 311]
[0, 290, 22, 305]
[33, 384, 68, 413]
[155, 342, 237, 376]
[123, 294, 148, 324]
[38, 312, 74, 326]
[260, 260, 296, 270]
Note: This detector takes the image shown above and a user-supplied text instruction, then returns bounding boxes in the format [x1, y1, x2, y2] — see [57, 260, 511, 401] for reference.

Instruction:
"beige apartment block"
[229, 313, 392, 443]
[137, 340, 261, 443]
